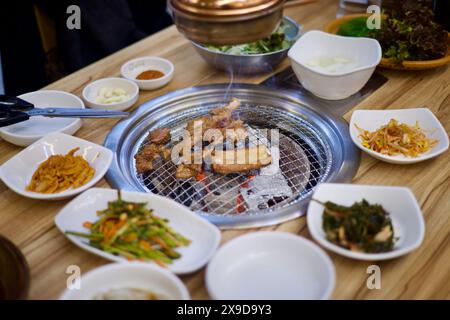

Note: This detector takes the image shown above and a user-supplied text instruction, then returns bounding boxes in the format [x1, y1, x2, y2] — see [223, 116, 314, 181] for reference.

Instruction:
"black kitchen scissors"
[0, 95, 129, 127]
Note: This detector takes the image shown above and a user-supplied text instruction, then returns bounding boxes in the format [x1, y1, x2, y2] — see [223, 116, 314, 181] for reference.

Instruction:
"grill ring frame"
[104, 84, 360, 229]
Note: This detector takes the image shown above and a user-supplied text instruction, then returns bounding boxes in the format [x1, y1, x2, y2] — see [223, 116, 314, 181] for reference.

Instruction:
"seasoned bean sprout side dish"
[356, 119, 438, 158]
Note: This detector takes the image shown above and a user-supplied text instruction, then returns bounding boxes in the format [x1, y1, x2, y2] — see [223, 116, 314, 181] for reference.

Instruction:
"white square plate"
[55, 188, 221, 275]
[349, 108, 449, 164]
[0, 132, 113, 200]
[307, 183, 425, 261]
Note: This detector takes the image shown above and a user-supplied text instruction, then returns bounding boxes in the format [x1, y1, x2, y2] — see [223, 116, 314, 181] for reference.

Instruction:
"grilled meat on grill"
[147, 127, 171, 145]
[135, 154, 154, 173]
[186, 98, 247, 144]
[211, 146, 272, 174]
[135, 143, 171, 174]
[175, 163, 202, 180]
[135, 98, 272, 178]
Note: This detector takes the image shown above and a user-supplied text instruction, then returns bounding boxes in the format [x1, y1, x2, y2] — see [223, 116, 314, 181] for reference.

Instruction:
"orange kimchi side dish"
[356, 119, 438, 158]
[26, 148, 95, 194]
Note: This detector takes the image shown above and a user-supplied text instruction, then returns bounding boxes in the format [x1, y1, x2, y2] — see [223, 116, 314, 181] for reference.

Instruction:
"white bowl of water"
[288, 30, 381, 100]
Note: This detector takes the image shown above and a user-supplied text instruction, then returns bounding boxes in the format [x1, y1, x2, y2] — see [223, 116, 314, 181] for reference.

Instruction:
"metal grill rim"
[104, 84, 360, 229]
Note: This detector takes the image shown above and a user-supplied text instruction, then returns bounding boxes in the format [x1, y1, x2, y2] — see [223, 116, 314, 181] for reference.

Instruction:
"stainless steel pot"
[191, 16, 300, 74]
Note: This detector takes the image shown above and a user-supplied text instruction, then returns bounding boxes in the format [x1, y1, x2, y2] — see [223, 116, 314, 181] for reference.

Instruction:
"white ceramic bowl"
[0, 132, 113, 200]
[288, 30, 381, 100]
[121, 56, 174, 90]
[55, 188, 221, 275]
[59, 262, 190, 300]
[0, 90, 84, 147]
[206, 232, 335, 300]
[350, 108, 449, 164]
[307, 183, 425, 261]
[82, 77, 139, 111]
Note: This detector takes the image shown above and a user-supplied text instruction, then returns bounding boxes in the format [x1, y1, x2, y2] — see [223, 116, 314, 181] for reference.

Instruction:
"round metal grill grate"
[136, 104, 332, 217]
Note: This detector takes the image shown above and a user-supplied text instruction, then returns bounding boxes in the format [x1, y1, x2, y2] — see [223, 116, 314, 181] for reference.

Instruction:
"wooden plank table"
[1, 0, 449, 299]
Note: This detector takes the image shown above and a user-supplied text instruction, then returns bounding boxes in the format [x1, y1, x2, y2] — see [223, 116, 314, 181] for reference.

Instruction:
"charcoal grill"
[104, 84, 359, 229]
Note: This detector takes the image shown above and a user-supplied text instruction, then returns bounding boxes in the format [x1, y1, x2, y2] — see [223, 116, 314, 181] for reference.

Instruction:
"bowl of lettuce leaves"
[191, 16, 301, 74]
[324, 1, 450, 70]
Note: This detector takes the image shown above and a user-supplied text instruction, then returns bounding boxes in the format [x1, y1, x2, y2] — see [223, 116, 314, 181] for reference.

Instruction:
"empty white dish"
[121, 56, 174, 90]
[307, 183, 425, 261]
[288, 30, 381, 100]
[55, 188, 221, 275]
[59, 262, 190, 300]
[350, 108, 449, 164]
[0, 132, 113, 200]
[0, 90, 84, 147]
[206, 232, 335, 300]
[82, 77, 139, 111]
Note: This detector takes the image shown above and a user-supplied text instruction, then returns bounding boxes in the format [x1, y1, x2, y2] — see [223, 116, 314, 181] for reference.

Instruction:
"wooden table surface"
[1, 0, 449, 300]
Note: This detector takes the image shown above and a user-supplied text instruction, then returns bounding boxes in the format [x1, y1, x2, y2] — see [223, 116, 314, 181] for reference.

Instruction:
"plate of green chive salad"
[307, 184, 425, 261]
[55, 188, 221, 274]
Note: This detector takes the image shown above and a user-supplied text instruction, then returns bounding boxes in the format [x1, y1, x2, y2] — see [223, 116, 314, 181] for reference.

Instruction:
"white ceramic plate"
[206, 232, 335, 300]
[0, 90, 84, 147]
[59, 262, 190, 300]
[307, 183, 425, 261]
[82, 77, 139, 111]
[121, 56, 174, 90]
[55, 188, 221, 275]
[0, 132, 113, 200]
[350, 108, 449, 164]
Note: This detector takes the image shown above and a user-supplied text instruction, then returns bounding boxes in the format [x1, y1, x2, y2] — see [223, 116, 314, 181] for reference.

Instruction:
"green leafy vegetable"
[337, 17, 377, 38]
[377, 0, 448, 62]
[205, 22, 294, 55]
[336, 0, 448, 63]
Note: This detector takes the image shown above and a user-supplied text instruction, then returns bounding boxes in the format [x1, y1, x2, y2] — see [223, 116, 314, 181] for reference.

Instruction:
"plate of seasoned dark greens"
[307, 184, 425, 261]
[55, 188, 221, 274]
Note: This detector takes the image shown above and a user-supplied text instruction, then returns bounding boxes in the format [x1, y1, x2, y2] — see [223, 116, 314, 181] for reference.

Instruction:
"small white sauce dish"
[206, 232, 335, 300]
[121, 56, 174, 91]
[59, 262, 190, 300]
[55, 188, 221, 275]
[82, 77, 139, 111]
[288, 30, 382, 100]
[0, 90, 84, 147]
[350, 108, 449, 164]
[307, 183, 425, 261]
[0, 132, 113, 200]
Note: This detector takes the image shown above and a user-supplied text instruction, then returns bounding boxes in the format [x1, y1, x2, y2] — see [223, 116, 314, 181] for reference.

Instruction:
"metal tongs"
[0, 95, 129, 127]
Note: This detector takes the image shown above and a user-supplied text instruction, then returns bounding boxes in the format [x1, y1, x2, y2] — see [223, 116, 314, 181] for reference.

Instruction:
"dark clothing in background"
[38, 0, 172, 73]
[0, 2, 47, 95]
[0, 0, 172, 94]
